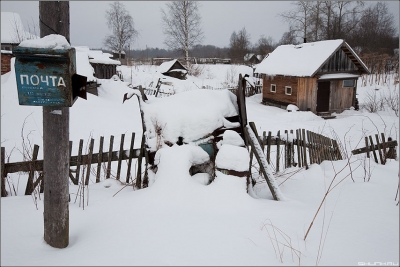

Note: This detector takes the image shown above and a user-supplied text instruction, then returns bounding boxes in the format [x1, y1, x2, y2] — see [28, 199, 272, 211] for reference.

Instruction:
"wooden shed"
[255, 39, 370, 116]
[158, 59, 188, 80]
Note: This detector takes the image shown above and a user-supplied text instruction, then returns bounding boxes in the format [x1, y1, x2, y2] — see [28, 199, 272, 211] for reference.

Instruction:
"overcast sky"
[1, 1, 399, 50]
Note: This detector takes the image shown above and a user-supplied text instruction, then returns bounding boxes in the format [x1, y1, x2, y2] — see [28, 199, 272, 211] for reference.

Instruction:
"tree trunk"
[39, 1, 70, 249]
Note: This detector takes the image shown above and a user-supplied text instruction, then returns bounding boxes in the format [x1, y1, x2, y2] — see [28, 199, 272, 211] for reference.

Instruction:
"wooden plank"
[267, 131, 271, 164]
[352, 140, 397, 155]
[116, 134, 125, 180]
[96, 136, 104, 183]
[381, 133, 387, 164]
[1, 147, 7, 197]
[332, 139, 342, 160]
[68, 141, 78, 184]
[107, 135, 114, 179]
[25, 144, 39, 195]
[290, 130, 295, 167]
[85, 138, 94, 185]
[136, 134, 145, 189]
[276, 130, 280, 172]
[375, 134, 384, 165]
[284, 130, 288, 169]
[243, 127, 279, 201]
[75, 139, 83, 184]
[365, 137, 370, 158]
[262, 131, 266, 152]
[307, 131, 313, 164]
[126, 132, 135, 184]
[302, 129, 308, 169]
[369, 135, 378, 163]
[296, 129, 302, 167]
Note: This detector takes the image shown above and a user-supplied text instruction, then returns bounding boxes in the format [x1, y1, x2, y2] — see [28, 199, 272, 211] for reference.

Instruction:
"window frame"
[343, 79, 355, 87]
[285, 86, 292, 95]
[270, 84, 276, 93]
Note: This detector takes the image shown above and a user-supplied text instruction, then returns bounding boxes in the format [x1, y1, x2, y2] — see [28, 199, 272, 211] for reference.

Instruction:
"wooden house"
[255, 39, 370, 115]
[1, 12, 38, 74]
[87, 50, 121, 79]
[158, 59, 187, 80]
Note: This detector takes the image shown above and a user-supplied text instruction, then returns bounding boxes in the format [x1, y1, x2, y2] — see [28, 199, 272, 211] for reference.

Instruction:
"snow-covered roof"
[255, 39, 368, 77]
[87, 50, 121, 65]
[318, 73, 360, 80]
[158, 59, 186, 74]
[1, 12, 38, 44]
[74, 46, 96, 82]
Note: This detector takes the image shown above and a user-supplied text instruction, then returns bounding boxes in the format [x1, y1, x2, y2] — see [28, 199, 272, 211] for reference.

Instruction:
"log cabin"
[158, 59, 188, 80]
[254, 39, 370, 116]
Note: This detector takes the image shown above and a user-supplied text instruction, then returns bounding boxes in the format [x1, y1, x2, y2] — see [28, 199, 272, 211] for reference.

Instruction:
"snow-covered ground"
[1, 56, 399, 266]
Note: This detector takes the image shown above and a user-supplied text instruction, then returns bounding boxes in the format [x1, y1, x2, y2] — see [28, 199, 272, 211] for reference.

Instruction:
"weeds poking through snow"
[261, 219, 302, 265]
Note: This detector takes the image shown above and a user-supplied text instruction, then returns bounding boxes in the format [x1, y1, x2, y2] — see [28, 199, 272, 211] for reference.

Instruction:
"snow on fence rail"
[1, 132, 148, 197]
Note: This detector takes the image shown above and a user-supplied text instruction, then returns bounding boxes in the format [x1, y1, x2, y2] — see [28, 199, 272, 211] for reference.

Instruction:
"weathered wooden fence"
[250, 122, 343, 172]
[352, 133, 398, 165]
[1, 132, 148, 197]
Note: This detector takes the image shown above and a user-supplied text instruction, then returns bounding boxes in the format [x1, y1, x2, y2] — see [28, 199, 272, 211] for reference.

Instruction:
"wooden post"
[302, 129, 308, 169]
[1, 147, 7, 197]
[85, 138, 94, 185]
[276, 131, 280, 172]
[267, 131, 272, 164]
[74, 139, 83, 185]
[290, 130, 295, 166]
[296, 129, 302, 167]
[284, 130, 288, 169]
[365, 137, 370, 158]
[136, 134, 145, 189]
[40, 1, 70, 248]
[243, 127, 279, 201]
[332, 139, 342, 160]
[96, 136, 104, 183]
[381, 133, 387, 164]
[106, 135, 114, 178]
[126, 132, 135, 183]
[116, 134, 125, 180]
[307, 131, 314, 164]
[375, 134, 384, 164]
[369, 135, 378, 163]
[25, 145, 40, 195]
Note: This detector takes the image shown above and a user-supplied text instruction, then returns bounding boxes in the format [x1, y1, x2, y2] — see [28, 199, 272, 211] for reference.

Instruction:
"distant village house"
[255, 39, 370, 116]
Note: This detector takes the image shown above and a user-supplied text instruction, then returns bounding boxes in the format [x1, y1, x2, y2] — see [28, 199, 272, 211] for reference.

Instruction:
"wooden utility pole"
[39, 1, 70, 248]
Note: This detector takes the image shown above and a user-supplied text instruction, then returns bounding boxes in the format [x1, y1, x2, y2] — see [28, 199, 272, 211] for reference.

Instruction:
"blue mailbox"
[13, 46, 87, 107]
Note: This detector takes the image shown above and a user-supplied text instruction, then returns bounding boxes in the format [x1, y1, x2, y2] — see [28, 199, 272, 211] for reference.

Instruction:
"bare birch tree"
[103, 2, 138, 61]
[161, 1, 204, 66]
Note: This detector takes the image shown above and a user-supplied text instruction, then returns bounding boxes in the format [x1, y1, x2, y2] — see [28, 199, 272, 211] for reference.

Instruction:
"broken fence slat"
[352, 140, 398, 155]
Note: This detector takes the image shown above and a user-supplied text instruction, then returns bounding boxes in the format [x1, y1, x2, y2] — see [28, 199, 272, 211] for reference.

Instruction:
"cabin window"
[285, 86, 292, 95]
[270, 84, 276, 93]
[343, 79, 355, 87]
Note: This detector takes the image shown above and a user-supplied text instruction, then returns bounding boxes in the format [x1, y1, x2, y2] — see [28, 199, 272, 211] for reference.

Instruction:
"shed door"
[317, 81, 330, 112]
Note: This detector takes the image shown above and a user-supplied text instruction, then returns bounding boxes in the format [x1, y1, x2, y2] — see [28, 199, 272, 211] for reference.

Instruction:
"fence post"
[96, 136, 104, 183]
[25, 145, 40, 195]
[116, 134, 125, 180]
[75, 139, 83, 185]
[85, 138, 94, 185]
[365, 137, 370, 158]
[381, 133, 387, 164]
[302, 129, 308, 169]
[126, 132, 135, 183]
[1, 147, 7, 197]
[296, 129, 302, 167]
[107, 135, 114, 178]
[267, 131, 272, 164]
[276, 130, 280, 172]
[375, 134, 384, 164]
[369, 135, 378, 163]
